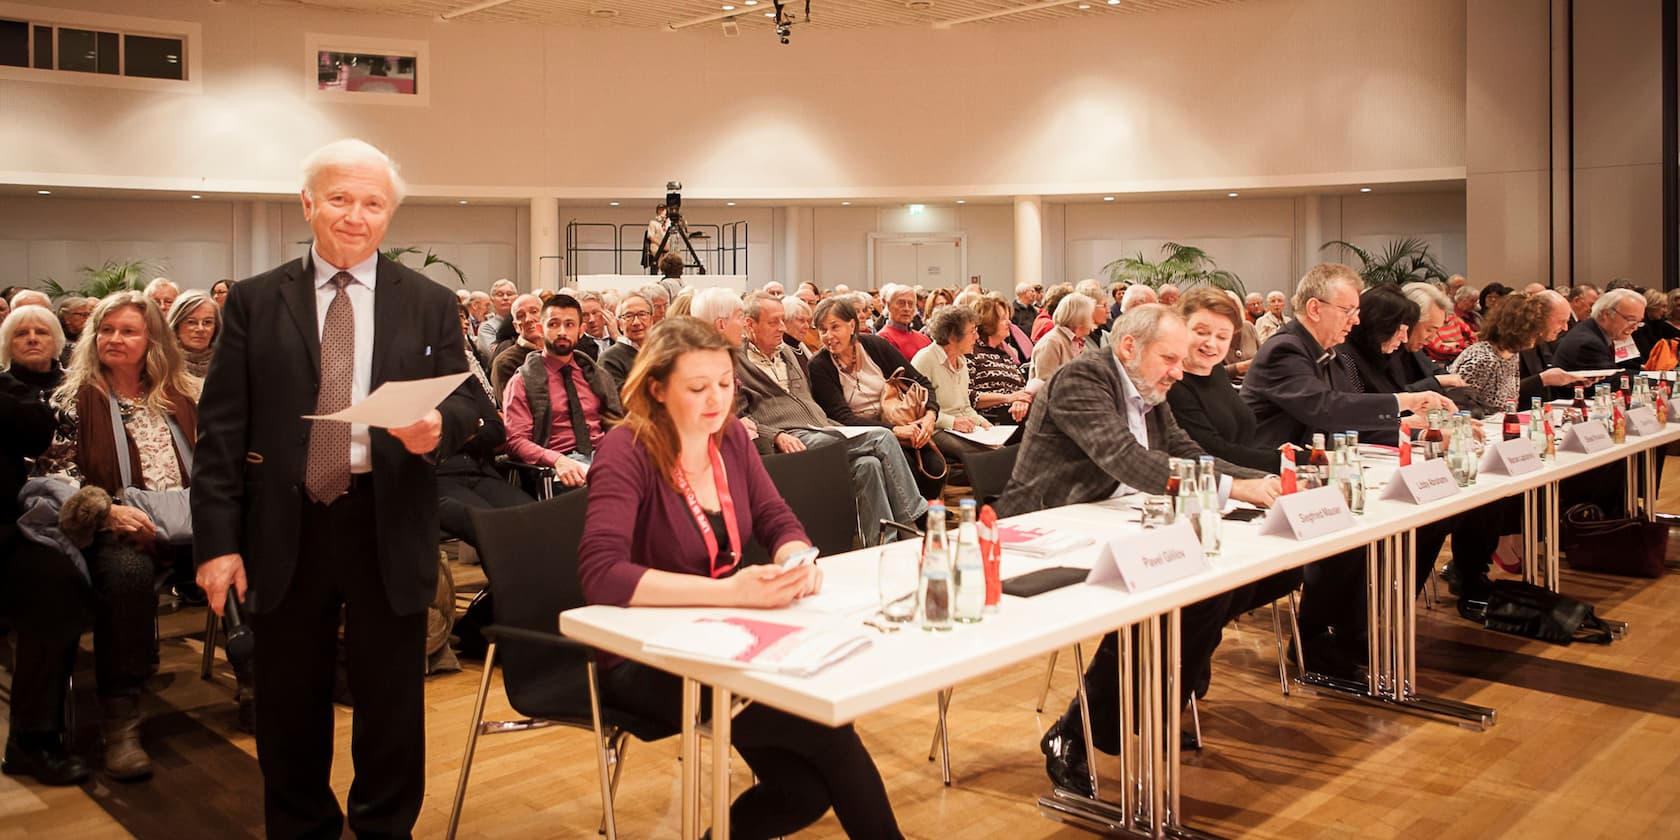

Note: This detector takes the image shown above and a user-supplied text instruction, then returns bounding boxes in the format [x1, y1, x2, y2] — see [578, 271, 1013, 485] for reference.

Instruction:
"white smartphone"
[780, 547, 819, 570]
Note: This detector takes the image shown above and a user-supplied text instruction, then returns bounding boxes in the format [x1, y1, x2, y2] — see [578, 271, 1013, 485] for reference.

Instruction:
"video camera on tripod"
[653, 179, 705, 275]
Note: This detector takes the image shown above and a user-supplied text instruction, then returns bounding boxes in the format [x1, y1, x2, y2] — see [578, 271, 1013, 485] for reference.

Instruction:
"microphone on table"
[222, 588, 255, 664]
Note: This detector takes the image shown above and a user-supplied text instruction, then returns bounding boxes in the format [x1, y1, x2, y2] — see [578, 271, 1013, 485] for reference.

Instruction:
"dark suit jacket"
[808, 334, 939, 428]
[995, 351, 1262, 518]
[1240, 319, 1401, 448]
[1551, 318, 1615, 373]
[1518, 341, 1555, 404]
[598, 340, 640, 392]
[192, 252, 480, 616]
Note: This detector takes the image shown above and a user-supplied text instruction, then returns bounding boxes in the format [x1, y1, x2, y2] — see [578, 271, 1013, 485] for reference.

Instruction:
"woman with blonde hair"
[578, 316, 904, 839]
[32, 291, 203, 781]
[921, 287, 956, 323]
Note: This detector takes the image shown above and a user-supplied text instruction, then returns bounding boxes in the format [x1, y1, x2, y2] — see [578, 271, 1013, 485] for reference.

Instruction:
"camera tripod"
[652, 210, 707, 275]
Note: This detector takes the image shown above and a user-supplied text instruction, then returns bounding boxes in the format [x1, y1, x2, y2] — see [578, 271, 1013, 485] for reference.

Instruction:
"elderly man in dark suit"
[995, 303, 1282, 798]
[1517, 290, 1585, 402]
[194, 139, 480, 840]
[1553, 287, 1646, 376]
[1242, 264, 1452, 448]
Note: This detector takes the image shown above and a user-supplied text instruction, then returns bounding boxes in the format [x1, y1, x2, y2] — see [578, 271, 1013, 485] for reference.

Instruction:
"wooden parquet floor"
[7, 462, 1680, 839]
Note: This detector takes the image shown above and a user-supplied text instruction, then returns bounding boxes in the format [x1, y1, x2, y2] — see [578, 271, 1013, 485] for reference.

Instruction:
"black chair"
[960, 444, 1019, 507]
[494, 454, 559, 500]
[752, 439, 859, 562]
[446, 491, 676, 840]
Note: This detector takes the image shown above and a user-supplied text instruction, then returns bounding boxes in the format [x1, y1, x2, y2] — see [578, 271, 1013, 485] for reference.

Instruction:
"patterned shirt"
[967, 341, 1027, 406]
[1447, 341, 1520, 415]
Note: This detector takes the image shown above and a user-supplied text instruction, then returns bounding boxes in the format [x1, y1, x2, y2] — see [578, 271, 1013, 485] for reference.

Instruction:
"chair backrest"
[962, 444, 1019, 506]
[469, 491, 593, 720]
[753, 439, 858, 561]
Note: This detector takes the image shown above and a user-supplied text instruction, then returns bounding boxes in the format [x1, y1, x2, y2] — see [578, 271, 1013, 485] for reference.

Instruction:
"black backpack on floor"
[1482, 580, 1614, 646]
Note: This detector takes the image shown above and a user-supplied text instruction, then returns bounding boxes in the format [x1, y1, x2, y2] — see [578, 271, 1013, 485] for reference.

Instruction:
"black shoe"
[1181, 730, 1202, 752]
[173, 583, 207, 608]
[1039, 719, 1093, 798]
[2, 735, 91, 786]
[1456, 575, 1492, 622]
[1295, 630, 1361, 682]
[1439, 562, 1462, 597]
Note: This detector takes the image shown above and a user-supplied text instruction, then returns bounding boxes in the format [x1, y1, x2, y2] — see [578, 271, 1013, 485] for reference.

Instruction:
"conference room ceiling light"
[609, 201, 620, 206]
[727, 201, 737, 206]
[841, 201, 851, 205]
[1227, 192, 1239, 197]
[722, 4, 735, 9]
[1078, 3, 1092, 8]
[955, 199, 966, 204]
[1360, 187, 1373, 192]
[192, 194, 203, 199]
[36, 189, 50, 195]
[1107, 0, 1120, 4]
[1102, 196, 1115, 201]
[458, 199, 469, 204]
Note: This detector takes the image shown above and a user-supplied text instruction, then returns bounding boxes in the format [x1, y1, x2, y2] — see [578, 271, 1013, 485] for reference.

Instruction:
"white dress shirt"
[311, 245, 377, 473]
[1110, 354, 1151, 499]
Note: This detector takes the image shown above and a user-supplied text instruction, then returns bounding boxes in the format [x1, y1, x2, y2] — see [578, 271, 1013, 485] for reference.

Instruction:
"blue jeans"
[788, 428, 928, 545]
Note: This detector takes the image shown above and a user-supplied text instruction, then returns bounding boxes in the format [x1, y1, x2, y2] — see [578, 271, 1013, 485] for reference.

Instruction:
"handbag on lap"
[880, 367, 947, 480]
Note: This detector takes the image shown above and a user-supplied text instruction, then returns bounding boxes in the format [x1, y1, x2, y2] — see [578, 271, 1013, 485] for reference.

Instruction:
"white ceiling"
[286, 0, 1252, 30]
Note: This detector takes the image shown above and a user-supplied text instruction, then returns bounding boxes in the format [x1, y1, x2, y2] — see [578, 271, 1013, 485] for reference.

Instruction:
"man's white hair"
[467, 290, 490, 303]
[1121, 285, 1157, 311]
[144, 277, 178, 296]
[490, 278, 517, 293]
[1592, 288, 1645, 319]
[301, 138, 407, 204]
[10, 290, 51, 309]
[1015, 280, 1038, 297]
[1075, 278, 1105, 301]
[1266, 290, 1286, 302]
[1401, 282, 1451, 317]
[881, 283, 913, 303]
[691, 287, 743, 323]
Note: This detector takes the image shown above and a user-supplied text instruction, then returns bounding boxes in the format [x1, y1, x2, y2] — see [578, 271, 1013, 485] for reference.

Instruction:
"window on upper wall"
[0, 4, 198, 91]
[306, 34, 428, 107]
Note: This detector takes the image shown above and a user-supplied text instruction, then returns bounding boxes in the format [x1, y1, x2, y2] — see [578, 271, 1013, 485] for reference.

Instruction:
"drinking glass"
[1141, 495, 1175, 528]
[877, 543, 919, 623]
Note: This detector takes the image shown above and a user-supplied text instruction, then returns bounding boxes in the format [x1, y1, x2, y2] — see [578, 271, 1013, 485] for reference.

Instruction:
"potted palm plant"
[40, 258, 162, 300]
[1320, 237, 1451, 287]
[1100, 243, 1245, 296]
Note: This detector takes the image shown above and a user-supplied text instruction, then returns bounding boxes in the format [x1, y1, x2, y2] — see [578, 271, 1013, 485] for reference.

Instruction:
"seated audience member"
[1242, 264, 1453, 449]
[599, 292, 654, 391]
[1031, 283, 1075, 342]
[1552, 287, 1646, 374]
[640, 283, 671, 325]
[476, 278, 518, 363]
[1030, 291, 1095, 383]
[1566, 283, 1599, 329]
[1336, 285, 1421, 428]
[1221, 290, 1260, 382]
[0, 294, 10, 323]
[795, 281, 820, 308]
[968, 296, 1034, 425]
[761, 280, 785, 298]
[1476, 283, 1511, 330]
[1390, 283, 1472, 399]
[779, 294, 817, 378]
[465, 289, 490, 334]
[1425, 285, 1478, 363]
[1516, 289, 1583, 403]
[1632, 288, 1680, 360]
[31, 292, 207, 781]
[921, 287, 955, 327]
[1449, 295, 1551, 416]
[143, 277, 179, 315]
[667, 288, 695, 317]
[807, 296, 946, 500]
[1253, 290, 1287, 342]
[437, 307, 533, 549]
[655, 252, 687, 302]
[1120, 283, 1158, 315]
[1166, 289, 1278, 472]
[57, 295, 94, 366]
[577, 317, 906, 839]
[502, 294, 622, 490]
[1156, 283, 1181, 307]
[1084, 287, 1112, 348]
[0, 307, 77, 784]
[722, 291, 927, 544]
[1244, 292, 1265, 323]
[1011, 281, 1041, 334]
[1074, 280, 1108, 339]
[576, 290, 616, 360]
[851, 291, 878, 335]
[912, 304, 1016, 454]
[994, 304, 1281, 797]
[877, 284, 931, 359]
[1108, 283, 1128, 321]
[166, 289, 220, 378]
[490, 293, 545, 398]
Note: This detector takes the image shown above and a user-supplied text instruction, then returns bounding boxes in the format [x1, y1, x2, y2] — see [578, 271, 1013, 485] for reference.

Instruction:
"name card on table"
[1562, 422, 1613, 453]
[1480, 437, 1542, 476]
[1379, 459, 1461, 504]
[1085, 520, 1208, 593]
[1259, 485, 1355, 540]
[1625, 406, 1663, 437]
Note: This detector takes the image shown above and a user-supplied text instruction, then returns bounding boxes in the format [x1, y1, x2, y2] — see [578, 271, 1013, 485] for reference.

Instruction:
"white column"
[530, 196, 559, 291]
[1299, 194, 1323, 278]
[248, 201, 272, 277]
[777, 205, 815, 285]
[1013, 195, 1043, 286]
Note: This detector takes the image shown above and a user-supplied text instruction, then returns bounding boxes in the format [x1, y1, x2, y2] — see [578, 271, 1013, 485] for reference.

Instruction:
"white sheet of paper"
[830, 426, 882, 439]
[303, 372, 471, 428]
[946, 424, 1017, 447]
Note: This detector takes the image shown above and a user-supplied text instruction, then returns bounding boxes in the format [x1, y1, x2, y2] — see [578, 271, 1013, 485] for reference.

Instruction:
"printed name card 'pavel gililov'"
[1086, 520, 1209, 593]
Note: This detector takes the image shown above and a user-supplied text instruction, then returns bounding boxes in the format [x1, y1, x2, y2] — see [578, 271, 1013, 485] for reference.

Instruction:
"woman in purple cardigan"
[578, 316, 903, 840]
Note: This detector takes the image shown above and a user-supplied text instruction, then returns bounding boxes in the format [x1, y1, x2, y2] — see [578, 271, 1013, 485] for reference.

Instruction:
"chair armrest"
[481, 623, 592, 653]
[877, 519, 924, 546]
[494, 455, 556, 477]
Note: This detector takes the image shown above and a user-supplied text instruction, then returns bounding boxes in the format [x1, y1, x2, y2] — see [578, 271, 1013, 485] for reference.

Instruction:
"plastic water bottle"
[1342, 431, 1366, 514]
[1196, 456, 1221, 556]
[952, 499, 984, 624]
[919, 501, 952, 632]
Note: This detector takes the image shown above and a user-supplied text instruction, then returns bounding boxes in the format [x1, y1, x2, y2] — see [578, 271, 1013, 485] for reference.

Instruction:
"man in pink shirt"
[502, 294, 624, 489]
[877, 283, 931, 361]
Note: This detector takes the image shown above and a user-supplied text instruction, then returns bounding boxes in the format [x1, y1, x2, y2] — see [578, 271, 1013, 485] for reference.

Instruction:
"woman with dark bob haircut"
[1337, 285, 1422, 413]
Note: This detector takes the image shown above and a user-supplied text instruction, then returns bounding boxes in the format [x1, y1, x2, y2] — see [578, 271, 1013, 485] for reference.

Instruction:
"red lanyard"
[672, 440, 742, 578]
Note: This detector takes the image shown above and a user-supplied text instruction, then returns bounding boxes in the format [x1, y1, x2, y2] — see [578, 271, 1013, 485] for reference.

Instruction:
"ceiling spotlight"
[955, 199, 966, 204]
[191, 194, 203, 199]
[840, 201, 851, 206]
[36, 189, 50, 195]
[722, 3, 734, 8]
[1102, 196, 1115, 202]
[1078, 3, 1091, 8]
[1227, 192, 1239, 198]
[726, 201, 736, 206]
[609, 201, 620, 206]
[745, 0, 758, 4]
[1359, 187, 1373, 193]
[1107, 0, 1120, 5]
[458, 200, 469, 205]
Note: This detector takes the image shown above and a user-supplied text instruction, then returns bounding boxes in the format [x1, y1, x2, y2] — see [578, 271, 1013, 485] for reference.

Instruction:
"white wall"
[0, 0, 1466, 198]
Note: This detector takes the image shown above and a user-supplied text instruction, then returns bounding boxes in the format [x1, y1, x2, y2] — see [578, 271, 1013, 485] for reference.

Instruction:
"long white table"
[560, 419, 1680, 840]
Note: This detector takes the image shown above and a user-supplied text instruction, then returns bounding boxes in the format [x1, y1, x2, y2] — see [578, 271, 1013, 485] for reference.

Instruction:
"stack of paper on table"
[996, 523, 1093, 557]
[642, 616, 872, 677]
